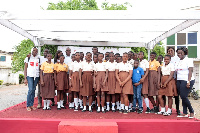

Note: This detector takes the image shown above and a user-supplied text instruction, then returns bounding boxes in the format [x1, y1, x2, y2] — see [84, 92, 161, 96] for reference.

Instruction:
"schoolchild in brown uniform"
[94, 53, 108, 113]
[116, 53, 133, 114]
[148, 52, 161, 113]
[54, 55, 69, 110]
[138, 51, 150, 113]
[157, 55, 177, 116]
[115, 53, 120, 61]
[80, 52, 94, 112]
[40, 54, 55, 110]
[69, 52, 82, 111]
[115, 56, 122, 110]
[106, 52, 117, 112]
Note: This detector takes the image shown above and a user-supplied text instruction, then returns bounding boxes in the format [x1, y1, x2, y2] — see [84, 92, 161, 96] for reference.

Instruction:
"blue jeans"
[27, 77, 39, 107]
[133, 84, 143, 109]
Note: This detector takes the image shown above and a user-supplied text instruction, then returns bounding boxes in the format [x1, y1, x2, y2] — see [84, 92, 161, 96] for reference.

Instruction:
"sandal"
[30, 106, 37, 110]
[27, 107, 31, 111]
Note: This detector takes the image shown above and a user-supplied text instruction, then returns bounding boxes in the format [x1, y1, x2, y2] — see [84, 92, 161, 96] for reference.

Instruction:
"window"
[166, 32, 197, 58]
[0, 56, 6, 61]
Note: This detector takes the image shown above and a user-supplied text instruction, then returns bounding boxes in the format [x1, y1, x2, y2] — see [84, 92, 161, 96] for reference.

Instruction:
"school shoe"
[102, 110, 106, 113]
[61, 106, 66, 109]
[130, 108, 136, 112]
[119, 110, 123, 113]
[82, 109, 86, 112]
[51, 102, 55, 106]
[47, 107, 51, 110]
[74, 107, 78, 111]
[176, 110, 181, 115]
[112, 109, 116, 112]
[163, 112, 171, 116]
[150, 106, 158, 113]
[89, 110, 93, 112]
[156, 111, 165, 115]
[57, 107, 61, 110]
[145, 107, 151, 114]
[188, 113, 196, 119]
[137, 109, 143, 114]
[177, 114, 188, 118]
[80, 107, 83, 110]
[43, 107, 47, 110]
[123, 110, 128, 114]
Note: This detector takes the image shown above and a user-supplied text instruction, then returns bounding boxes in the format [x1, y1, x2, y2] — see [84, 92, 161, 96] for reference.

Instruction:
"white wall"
[0, 53, 12, 68]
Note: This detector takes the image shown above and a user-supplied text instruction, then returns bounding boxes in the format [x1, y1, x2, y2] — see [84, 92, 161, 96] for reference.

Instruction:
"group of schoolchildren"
[37, 47, 179, 116]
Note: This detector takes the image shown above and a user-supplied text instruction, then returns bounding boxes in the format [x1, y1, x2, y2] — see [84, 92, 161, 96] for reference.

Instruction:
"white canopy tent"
[0, 10, 200, 57]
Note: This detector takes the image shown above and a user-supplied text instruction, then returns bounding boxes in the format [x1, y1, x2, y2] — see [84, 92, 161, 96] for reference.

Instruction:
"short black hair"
[134, 59, 139, 63]
[72, 54, 75, 56]
[128, 51, 133, 54]
[93, 54, 98, 57]
[75, 52, 80, 54]
[123, 52, 128, 55]
[98, 53, 104, 57]
[167, 47, 175, 53]
[59, 55, 65, 59]
[165, 55, 171, 59]
[150, 52, 157, 56]
[176, 47, 188, 55]
[109, 52, 114, 56]
[139, 51, 144, 55]
[92, 47, 98, 49]
[86, 52, 91, 55]
[115, 53, 120, 56]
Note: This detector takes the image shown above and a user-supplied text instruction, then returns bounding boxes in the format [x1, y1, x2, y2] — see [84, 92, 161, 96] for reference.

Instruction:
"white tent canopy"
[0, 10, 200, 50]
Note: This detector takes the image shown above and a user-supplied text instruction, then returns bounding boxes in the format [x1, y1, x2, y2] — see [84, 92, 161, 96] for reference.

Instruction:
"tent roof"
[0, 10, 200, 49]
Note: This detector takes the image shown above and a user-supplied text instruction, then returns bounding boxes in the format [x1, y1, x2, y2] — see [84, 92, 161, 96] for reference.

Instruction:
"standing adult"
[167, 47, 180, 115]
[176, 47, 195, 118]
[24, 47, 40, 111]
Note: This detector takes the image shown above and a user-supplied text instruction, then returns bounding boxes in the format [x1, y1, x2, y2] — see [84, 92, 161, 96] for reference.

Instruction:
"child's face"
[167, 48, 174, 57]
[60, 56, 65, 63]
[122, 54, 128, 62]
[138, 52, 144, 59]
[134, 61, 139, 68]
[105, 56, 109, 61]
[75, 53, 80, 61]
[109, 53, 114, 62]
[105, 52, 109, 57]
[93, 55, 98, 63]
[157, 56, 163, 63]
[164, 56, 171, 65]
[115, 54, 119, 60]
[43, 50, 48, 57]
[98, 54, 104, 61]
[128, 52, 132, 60]
[47, 54, 52, 61]
[150, 54, 156, 60]
[71, 55, 75, 61]
[133, 53, 138, 60]
[86, 53, 92, 61]
[58, 52, 63, 58]
[92, 48, 98, 54]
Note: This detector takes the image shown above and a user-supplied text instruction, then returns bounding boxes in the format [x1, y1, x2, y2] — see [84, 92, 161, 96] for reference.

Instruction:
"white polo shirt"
[106, 61, 117, 71]
[161, 63, 175, 76]
[139, 59, 149, 71]
[116, 62, 133, 72]
[24, 55, 40, 78]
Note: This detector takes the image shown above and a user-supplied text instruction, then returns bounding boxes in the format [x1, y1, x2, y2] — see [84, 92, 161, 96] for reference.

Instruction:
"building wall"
[0, 53, 12, 68]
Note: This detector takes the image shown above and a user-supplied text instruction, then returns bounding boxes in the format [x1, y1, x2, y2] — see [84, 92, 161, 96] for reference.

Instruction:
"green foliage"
[151, 42, 165, 58]
[101, 2, 130, 10]
[46, 0, 99, 10]
[19, 74, 24, 84]
[12, 39, 34, 73]
[131, 47, 148, 59]
[41, 45, 58, 58]
[0, 80, 3, 85]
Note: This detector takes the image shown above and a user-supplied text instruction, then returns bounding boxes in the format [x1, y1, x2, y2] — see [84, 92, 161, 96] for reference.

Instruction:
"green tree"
[151, 42, 165, 58]
[41, 45, 58, 57]
[12, 39, 34, 73]
[101, 2, 130, 10]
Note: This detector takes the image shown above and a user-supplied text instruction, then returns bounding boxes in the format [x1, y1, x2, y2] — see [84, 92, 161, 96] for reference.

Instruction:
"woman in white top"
[106, 52, 118, 112]
[116, 52, 133, 114]
[176, 47, 195, 119]
[69, 52, 82, 111]
[157, 55, 177, 116]
[80, 52, 94, 112]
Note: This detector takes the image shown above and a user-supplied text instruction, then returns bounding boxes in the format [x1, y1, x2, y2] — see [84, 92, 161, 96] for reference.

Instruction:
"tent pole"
[148, 49, 150, 61]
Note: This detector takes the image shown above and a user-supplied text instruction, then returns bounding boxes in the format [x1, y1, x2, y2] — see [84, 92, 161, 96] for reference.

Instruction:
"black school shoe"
[57, 107, 61, 110]
[47, 107, 51, 110]
[112, 109, 116, 112]
[102, 110, 106, 113]
[123, 110, 128, 114]
[137, 109, 143, 114]
[82, 109, 86, 112]
[74, 107, 78, 111]
[130, 108, 136, 112]
[89, 110, 93, 112]
[119, 110, 123, 113]
[61, 106, 66, 109]
[51, 102, 55, 106]
[176, 110, 181, 115]
[145, 107, 151, 114]
[150, 106, 159, 113]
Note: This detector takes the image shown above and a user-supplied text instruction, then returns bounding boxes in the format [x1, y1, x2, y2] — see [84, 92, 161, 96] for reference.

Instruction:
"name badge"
[151, 65, 154, 67]
[52, 67, 54, 69]
[64, 65, 66, 68]
[137, 70, 139, 73]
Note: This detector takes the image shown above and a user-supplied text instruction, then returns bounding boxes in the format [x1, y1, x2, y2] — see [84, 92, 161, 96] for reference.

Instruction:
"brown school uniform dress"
[94, 62, 109, 92]
[159, 63, 178, 96]
[139, 59, 149, 95]
[54, 63, 69, 91]
[80, 61, 94, 96]
[40, 62, 55, 98]
[70, 61, 81, 92]
[116, 62, 133, 95]
[106, 61, 117, 94]
[148, 59, 160, 96]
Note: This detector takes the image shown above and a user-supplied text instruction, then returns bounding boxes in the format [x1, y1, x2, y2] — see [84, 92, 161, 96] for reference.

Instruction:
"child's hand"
[103, 81, 106, 87]
[134, 83, 139, 86]
[41, 81, 45, 87]
[93, 84, 96, 89]
[80, 82, 83, 88]
[140, 78, 144, 83]
[55, 81, 58, 88]
[163, 82, 167, 88]
[119, 81, 123, 87]
[157, 83, 160, 89]
[121, 81, 126, 87]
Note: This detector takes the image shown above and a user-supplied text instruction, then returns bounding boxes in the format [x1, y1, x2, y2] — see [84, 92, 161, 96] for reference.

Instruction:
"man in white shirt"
[24, 47, 40, 111]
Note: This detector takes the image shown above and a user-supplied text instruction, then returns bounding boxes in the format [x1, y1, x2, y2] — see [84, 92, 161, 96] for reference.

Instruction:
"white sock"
[89, 106, 92, 111]
[116, 101, 120, 109]
[43, 100, 47, 109]
[125, 106, 128, 110]
[167, 108, 172, 113]
[129, 103, 133, 108]
[97, 103, 98, 107]
[72, 102, 74, 107]
[74, 98, 78, 108]
[144, 98, 149, 108]
[97, 107, 100, 111]
[112, 103, 115, 110]
[57, 102, 61, 108]
[47, 100, 50, 108]
[106, 102, 110, 110]
[69, 102, 71, 107]
[121, 104, 124, 110]
[60, 100, 64, 107]
[102, 107, 104, 111]
[79, 99, 83, 108]
[161, 107, 165, 112]
[83, 106, 86, 110]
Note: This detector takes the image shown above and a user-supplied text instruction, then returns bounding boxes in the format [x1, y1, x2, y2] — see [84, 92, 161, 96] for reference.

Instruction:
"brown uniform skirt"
[107, 71, 116, 94]
[159, 76, 178, 96]
[71, 72, 80, 92]
[142, 71, 148, 95]
[56, 71, 68, 91]
[119, 71, 133, 95]
[66, 74, 71, 93]
[81, 71, 94, 96]
[40, 73, 55, 98]
[95, 71, 109, 92]
[115, 80, 121, 94]
[148, 70, 158, 96]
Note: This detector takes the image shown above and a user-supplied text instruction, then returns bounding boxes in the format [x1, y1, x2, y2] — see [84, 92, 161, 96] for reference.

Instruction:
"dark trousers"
[176, 80, 195, 114]
[37, 83, 42, 106]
